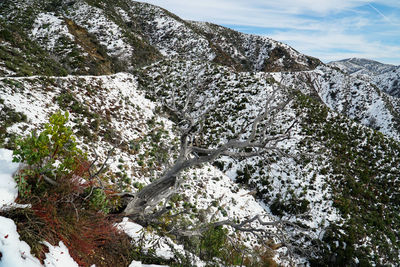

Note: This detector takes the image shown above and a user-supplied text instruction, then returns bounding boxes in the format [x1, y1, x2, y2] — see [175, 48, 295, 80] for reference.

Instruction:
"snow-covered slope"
[2, 0, 400, 266]
[189, 21, 321, 72]
[0, 0, 321, 75]
[136, 60, 400, 266]
[115, 1, 321, 72]
[329, 58, 396, 76]
[374, 67, 400, 98]
[0, 72, 307, 265]
[277, 65, 400, 141]
[329, 58, 400, 98]
[2, 62, 400, 265]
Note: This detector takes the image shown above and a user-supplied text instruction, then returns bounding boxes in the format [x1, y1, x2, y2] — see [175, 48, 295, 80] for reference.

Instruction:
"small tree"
[12, 111, 84, 189]
[8, 111, 134, 266]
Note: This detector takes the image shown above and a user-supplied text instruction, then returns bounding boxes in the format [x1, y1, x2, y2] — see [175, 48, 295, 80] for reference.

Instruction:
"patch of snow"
[119, 218, 179, 260]
[30, 12, 75, 52]
[0, 149, 19, 207]
[119, 218, 206, 266]
[118, 218, 143, 239]
[42, 241, 79, 267]
[129, 260, 168, 267]
[0, 216, 42, 267]
[67, 1, 132, 59]
[115, 7, 131, 23]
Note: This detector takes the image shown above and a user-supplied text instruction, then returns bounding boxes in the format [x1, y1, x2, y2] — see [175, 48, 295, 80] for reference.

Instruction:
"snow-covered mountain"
[329, 58, 396, 76]
[374, 67, 400, 97]
[0, 0, 320, 75]
[278, 65, 400, 141]
[1, 0, 400, 266]
[330, 58, 400, 98]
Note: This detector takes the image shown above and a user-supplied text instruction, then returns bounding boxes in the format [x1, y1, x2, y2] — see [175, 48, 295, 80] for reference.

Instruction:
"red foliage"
[72, 158, 91, 178]
[10, 153, 133, 266]
[30, 190, 125, 266]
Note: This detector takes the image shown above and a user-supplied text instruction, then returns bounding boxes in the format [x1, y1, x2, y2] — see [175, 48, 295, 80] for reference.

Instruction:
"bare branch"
[41, 174, 58, 186]
[109, 192, 136, 197]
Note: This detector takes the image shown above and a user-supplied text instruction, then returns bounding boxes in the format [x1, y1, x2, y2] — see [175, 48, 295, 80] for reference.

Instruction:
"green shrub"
[3, 109, 135, 266]
[200, 226, 228, 261]
[87, 188, 111, 214]
[14, 172, 32, 198]
[12, 111, 84, 188]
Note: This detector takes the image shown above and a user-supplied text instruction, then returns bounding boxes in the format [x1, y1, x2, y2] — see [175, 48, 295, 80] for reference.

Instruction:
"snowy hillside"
[189, 21, 321, 72]
[329, 58, 396, 76]
[136, 60, 400, 265]
[1, 0, 400, 266]
[0, 0, 320, 75]
[0, 73, 309, 266]
[277, 65, 400, 141]
[374, 67, 400, 98]
[330, 58, 400, 98]
[2, 61, 400, 266]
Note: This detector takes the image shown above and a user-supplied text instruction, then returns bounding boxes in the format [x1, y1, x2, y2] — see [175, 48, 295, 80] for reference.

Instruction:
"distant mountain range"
[329, 58, 400, 98]
[329, 58, 397, 75]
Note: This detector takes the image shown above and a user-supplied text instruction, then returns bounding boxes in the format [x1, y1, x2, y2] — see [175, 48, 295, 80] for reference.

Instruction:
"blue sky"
[139, 0, 400, 65]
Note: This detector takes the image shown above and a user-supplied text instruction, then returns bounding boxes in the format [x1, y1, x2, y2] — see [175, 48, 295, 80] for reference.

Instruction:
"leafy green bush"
[12, 111, 84, 191]
[3, 110, 134, 266]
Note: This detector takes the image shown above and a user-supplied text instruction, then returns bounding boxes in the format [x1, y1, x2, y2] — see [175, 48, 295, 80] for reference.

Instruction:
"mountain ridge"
[329, 57, 397, 75]
[329, 57, 400, 98]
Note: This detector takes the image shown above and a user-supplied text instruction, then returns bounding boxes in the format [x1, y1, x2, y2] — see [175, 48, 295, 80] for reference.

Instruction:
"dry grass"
[1, 160, 135, 267]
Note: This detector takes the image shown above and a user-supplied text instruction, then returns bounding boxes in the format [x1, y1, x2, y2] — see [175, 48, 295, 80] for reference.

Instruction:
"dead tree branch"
[123, 77, 295, 225]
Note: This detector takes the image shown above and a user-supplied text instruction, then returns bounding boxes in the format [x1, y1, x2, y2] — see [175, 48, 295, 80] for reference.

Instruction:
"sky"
[138, 0, 400, 65]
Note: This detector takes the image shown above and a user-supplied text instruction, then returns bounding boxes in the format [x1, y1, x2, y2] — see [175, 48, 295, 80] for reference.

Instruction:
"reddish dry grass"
[3, 159, 134, 267]
[28, 199, 132, 266]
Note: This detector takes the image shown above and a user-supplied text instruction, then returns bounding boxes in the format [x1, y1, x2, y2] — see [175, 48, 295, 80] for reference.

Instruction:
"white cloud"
[138, 0, 310, 29]
[269, 31, 400, 64]
[259, 0, 371, 14]
[138, 1, 367, 31]
[139, 0, 372, 19]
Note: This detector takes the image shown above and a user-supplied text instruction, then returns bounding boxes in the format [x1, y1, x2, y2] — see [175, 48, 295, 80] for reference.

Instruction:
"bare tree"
[122, 76, 295, 225]
[116, 72, 323, 263]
